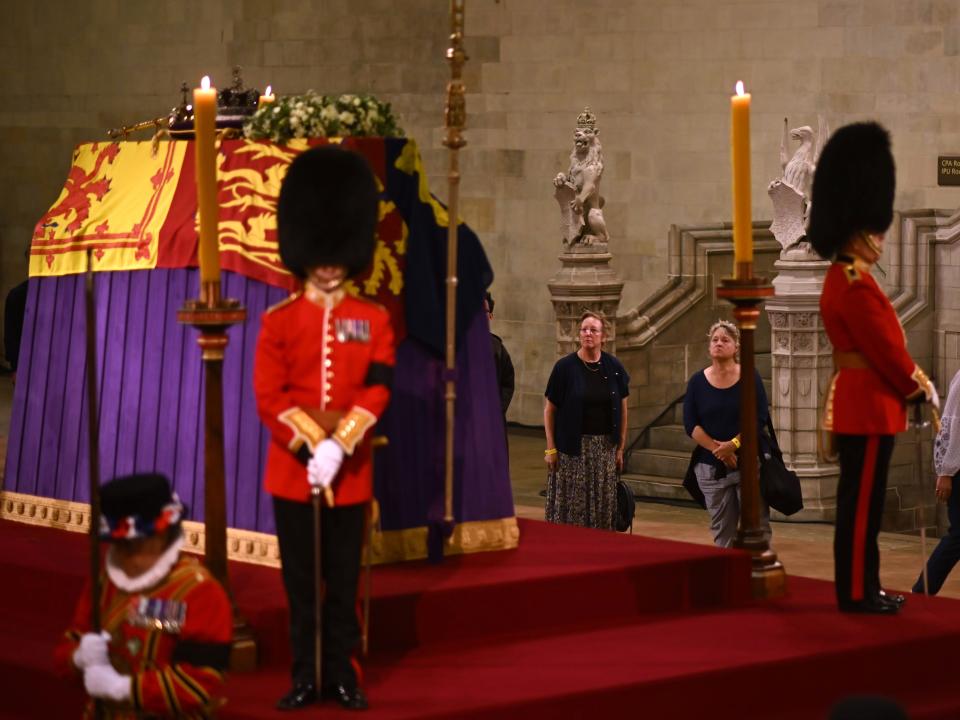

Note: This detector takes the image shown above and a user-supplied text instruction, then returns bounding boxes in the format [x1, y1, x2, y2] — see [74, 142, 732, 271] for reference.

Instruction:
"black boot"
[276, 683, 318, 710]
[323, 684, 369, 711]
[879, 589, 906, 608]
[839, 596, 899, 614]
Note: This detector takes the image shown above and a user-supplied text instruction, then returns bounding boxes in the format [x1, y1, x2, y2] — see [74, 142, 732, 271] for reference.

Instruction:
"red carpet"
[2, 518, 960, 718]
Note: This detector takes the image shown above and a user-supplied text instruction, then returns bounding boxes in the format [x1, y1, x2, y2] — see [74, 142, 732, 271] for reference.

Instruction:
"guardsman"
[254, 145, 394, 711]
[810, 122, 938, 614]
[55, 473, 232, 717]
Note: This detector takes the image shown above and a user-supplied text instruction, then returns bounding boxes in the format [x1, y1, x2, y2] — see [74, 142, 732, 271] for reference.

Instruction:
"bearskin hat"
[807, 122, 895, 260]
[99, 473, 184, 542]
[277, 145, 379, 279]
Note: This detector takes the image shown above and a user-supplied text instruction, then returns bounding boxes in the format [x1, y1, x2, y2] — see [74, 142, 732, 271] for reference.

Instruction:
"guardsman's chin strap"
[305, 278, 345, 309]
[860, 231, 883, 258]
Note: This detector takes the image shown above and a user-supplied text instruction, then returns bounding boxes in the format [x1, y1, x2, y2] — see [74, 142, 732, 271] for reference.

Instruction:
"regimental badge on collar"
[128, 596, 187, 634]
[335, 318, 370, 343]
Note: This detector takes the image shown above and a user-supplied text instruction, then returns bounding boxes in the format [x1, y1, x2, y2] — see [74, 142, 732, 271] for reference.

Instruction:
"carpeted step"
[0, 519, 752, 669]
[6, 519, 960, 719]
[218, 577, 960, 719]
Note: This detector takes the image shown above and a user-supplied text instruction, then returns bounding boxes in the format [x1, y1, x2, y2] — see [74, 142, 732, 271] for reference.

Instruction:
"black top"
[682, 368, 770, 474]
[580, 360, 613, 435]
[545, 351, 630, 456]
[490, 333, 515, 416]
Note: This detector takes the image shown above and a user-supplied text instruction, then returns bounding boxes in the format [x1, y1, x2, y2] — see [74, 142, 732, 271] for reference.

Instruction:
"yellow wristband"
[731, 436, 741, 449]
[544, 448, 558, 456]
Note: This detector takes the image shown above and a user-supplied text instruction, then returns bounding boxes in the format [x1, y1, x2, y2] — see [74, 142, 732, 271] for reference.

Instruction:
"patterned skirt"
[545, 434, 617, 530]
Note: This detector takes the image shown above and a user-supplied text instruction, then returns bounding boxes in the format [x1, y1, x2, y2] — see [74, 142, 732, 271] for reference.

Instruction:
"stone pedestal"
[766, 244, 839, 521]
[547, 242, 623, 356]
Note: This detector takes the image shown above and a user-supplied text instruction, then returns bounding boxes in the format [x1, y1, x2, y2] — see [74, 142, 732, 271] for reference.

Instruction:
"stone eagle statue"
[768, 115, 829, 252]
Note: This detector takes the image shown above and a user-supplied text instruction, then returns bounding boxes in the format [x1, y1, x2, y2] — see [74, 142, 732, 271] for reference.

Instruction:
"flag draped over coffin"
[9, 137, 518, 563]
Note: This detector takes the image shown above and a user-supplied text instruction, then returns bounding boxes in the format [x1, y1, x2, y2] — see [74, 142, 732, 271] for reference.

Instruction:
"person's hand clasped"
[307, 439, 345, 489]
[713, 439, 738, 470]
[936, 474, 952, 504]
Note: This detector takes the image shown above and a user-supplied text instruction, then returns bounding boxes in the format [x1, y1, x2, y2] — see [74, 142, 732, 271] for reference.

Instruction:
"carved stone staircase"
[622, 354, 772, 503]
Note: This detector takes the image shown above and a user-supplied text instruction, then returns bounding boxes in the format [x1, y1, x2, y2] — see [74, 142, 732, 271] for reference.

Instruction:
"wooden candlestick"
[717, 270, 786, 599]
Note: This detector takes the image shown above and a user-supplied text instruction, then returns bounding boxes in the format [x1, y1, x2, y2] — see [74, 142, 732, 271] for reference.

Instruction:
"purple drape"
[375, 308, 514, 531]
[6, 268, 515, 536]
[5, 269, 287, 533]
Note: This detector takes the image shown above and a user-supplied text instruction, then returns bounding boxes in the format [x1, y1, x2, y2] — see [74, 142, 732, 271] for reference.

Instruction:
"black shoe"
[276, 683, 318, 710]
[879, 589, 906, 608]
[838, 597, 899, 615]
[323, 684, 369, 710]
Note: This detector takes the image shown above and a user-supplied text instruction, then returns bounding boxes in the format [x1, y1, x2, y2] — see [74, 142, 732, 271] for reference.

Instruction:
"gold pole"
[442, 0, 467, 526]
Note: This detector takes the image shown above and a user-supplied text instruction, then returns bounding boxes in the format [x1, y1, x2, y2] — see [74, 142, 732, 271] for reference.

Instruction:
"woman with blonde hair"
[683, 319, 770, 547]
[543, 311, 630, 529]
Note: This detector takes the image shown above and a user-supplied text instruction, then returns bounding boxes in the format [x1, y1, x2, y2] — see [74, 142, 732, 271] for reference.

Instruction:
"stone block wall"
[1, 1, 959, 424]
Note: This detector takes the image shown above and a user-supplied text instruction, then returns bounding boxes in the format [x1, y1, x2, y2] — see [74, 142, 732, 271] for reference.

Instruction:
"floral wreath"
[243, 92, 404, 143]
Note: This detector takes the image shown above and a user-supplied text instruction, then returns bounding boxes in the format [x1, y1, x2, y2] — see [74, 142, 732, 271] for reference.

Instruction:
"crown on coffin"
[576, 106, 597, 130]
[168, 66, 262, 133]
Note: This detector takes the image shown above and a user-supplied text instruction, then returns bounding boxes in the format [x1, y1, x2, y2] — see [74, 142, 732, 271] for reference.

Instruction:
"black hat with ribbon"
[98, 473, 184, 542]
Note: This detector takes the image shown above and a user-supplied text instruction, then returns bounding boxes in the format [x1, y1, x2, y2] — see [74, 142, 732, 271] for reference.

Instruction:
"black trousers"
[913, 471, 960, 595]
[273, 496, 365, 688]
[834, 434, 894, 605]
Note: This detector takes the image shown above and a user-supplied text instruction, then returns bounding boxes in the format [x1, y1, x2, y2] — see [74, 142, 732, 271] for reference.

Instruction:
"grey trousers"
[694, 462, 771, 548]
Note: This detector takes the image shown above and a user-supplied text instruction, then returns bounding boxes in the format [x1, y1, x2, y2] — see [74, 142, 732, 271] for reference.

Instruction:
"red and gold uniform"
[821, 253, 933, 606]
[821, 255, 929, 435]
[253, 283, 394, 695]
[54, 555, 232, 719]
[253, 284, 395, 505]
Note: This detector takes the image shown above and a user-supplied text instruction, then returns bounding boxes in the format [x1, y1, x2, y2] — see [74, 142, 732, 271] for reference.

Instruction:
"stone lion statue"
[553, 107, 608, 246]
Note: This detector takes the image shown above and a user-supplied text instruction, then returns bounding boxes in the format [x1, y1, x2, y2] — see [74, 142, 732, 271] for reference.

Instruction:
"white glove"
[307, 439, 345, 489]
[929, 382, 941, 411]
[73, 631, 110, 670]
[84, 663, 131, 702]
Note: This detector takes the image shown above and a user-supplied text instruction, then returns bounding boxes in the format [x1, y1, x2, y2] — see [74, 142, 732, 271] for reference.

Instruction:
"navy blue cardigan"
[545, 352, 630, 456]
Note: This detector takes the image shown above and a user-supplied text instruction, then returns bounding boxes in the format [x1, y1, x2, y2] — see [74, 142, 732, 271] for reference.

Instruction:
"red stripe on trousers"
[851, 436, 879, 601]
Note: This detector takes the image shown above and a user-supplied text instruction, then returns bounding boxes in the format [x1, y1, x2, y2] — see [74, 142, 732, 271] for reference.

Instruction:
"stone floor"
[1, 371, 957, 600]
[508, 426, 960, 600]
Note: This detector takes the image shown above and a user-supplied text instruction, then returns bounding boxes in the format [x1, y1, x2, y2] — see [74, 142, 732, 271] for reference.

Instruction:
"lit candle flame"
[265, 85, 272, 96]
[735, 80, 745, 96]
[201, 75, 211, 90]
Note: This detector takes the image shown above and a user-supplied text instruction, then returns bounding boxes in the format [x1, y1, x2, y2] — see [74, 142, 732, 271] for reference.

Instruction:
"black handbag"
[760, 418, 803, 516]
[615, 477, 635, 533]
[683, 452, 706, 509]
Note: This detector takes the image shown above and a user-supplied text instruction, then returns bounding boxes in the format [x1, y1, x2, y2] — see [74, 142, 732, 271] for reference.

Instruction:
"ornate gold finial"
[443, 0, 467, 150]
[577, 106, 597, 131]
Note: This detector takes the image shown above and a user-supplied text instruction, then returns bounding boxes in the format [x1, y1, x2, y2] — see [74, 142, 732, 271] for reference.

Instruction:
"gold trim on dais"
[1, 491, 520, 568]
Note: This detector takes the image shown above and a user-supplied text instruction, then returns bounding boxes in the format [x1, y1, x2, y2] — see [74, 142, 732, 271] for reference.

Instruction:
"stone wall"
[2, 1, 960, 424]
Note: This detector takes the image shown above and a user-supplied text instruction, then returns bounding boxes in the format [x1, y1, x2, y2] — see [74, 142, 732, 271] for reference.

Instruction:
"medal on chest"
[128, 596, 187, 634]
[335, 318, 370, 343]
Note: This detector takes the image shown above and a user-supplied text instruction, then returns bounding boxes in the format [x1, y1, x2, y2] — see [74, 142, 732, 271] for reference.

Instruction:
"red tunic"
[253, 287, 395, 504]
[820, 256, 929, 435]
[54, 555, 232, 719]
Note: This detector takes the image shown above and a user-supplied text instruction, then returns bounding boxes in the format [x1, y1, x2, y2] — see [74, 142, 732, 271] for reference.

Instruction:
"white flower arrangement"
[243, 92, 404, 142]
